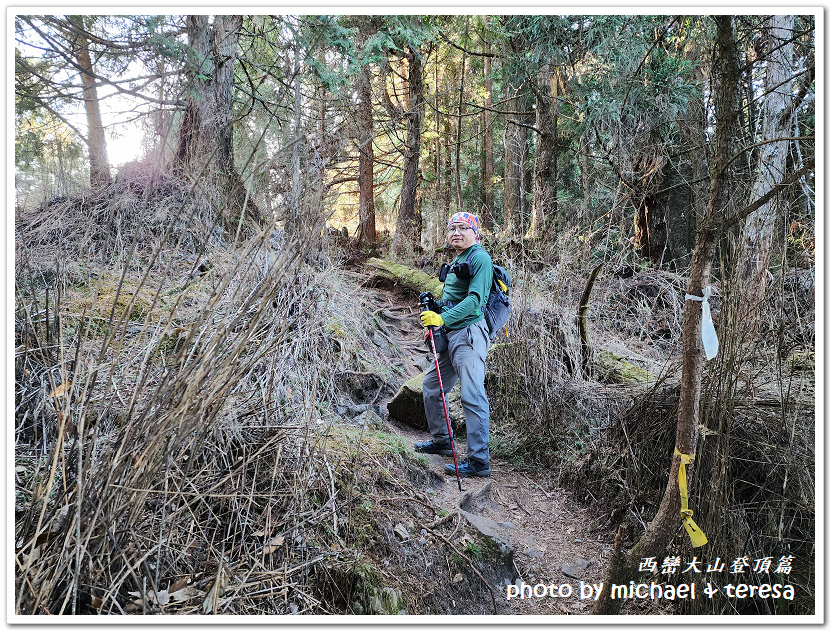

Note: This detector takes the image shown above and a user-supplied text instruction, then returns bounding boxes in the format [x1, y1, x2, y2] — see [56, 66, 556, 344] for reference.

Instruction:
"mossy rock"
[597, 350, 655, 384]
[366, 258, 443, 297]
[386, 371, 464, 433]
[785, 351, 814, 371]
[319, 424, 408, 460]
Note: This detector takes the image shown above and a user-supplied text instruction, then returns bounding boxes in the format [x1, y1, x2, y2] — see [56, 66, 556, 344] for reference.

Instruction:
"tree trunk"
[738, 15, 795, 327]
[175, 15, 212, 168]
[213, 15, 251, 223]
[520, 114, 531, 234]
[454, 17, 469, 213]
[442, 118, 453, 229]
[392, 45, 423, 256]
[580, 132, 591, 225]
[175, 15, 257, 226]
[679, 88, 708, 258]
[68, 16, 110, 188]
[356, 22, 376, 245]
[212, 15, 241, 175]
[433, 60, 442, 245]
[501, 31, 521, 237]
[483, 37, 494, 231]
[594, 15, 741, 614]
[529, 70, 558, 238]
[503, 92, 519, 235]
[633, 190, 669, 266]
[289, 27, 303, 234]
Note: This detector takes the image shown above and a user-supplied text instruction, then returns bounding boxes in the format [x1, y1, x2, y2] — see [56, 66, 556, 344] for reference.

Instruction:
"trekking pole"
[419, 294, 463, 492]
[425, 327, 463, 491]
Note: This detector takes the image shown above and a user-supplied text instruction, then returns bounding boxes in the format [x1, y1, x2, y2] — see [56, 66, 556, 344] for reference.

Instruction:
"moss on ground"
[786, 350, 814, 370]
[366, 258, 443, 297]
[68, 274, 163, 329]
[597, 350, 655, 383]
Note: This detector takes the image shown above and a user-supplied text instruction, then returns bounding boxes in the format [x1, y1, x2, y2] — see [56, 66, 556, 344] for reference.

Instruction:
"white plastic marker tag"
[685, 286, 719, 360]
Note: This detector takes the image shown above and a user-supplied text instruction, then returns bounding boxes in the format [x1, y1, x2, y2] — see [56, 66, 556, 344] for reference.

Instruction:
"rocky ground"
[389, 420, 613, 615]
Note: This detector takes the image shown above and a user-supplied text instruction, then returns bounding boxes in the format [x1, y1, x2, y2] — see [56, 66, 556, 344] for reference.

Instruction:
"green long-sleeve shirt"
[440, 244, 493, 330]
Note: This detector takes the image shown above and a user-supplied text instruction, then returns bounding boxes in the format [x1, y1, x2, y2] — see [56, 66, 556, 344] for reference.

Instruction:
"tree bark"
[442, 118, 453, 230]
[503, 97, 519, 236]
[213, 15, 252, 225]
[483, 36, 494, 231]
[594, 15, 741, 614]
[68, 15, 110, 188]
[681, 94, 708, 257]
[392, 44, 423, 256]
[356, 21, 376, 245]
[454, 17, 469, 213]
[529, 69, 558, 238]
[519, 113, 531, 234]
[175, 15, 212, 169]
[738, 15, 795, 329]
[175, 15, 256, 226]
[633, 191, 671, 265]
[289, 26, 303, 234]
[356, 62, 376, 245]
[502, 69, 523, 237]
[212, 15, 241, 176]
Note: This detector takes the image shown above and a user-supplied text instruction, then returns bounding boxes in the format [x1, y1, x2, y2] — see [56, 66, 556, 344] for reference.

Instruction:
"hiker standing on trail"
[415, 212, 493, 478]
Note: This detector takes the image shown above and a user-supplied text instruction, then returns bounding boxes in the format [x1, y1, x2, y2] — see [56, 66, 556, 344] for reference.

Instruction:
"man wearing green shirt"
[415, 212, 493, 477]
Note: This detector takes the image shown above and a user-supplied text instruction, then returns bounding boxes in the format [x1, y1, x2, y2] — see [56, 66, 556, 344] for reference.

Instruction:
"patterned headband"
[447, 212, 481, 241]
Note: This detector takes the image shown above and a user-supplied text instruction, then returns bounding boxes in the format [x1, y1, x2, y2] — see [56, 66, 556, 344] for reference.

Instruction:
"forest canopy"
[15, 13, 815, 261]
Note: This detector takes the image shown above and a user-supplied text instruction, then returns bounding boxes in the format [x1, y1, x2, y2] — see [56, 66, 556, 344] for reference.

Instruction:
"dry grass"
[13, 157, 454, 615]
[482, 228, 815, 615]
[14, 169, 815, 616]
[485, 231, 674, 471]
[15, 160, 377, 615]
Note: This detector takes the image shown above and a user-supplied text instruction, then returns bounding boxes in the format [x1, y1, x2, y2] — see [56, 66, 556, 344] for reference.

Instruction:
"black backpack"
[479, 253, 512, 341]
[440, 248, 512, 341]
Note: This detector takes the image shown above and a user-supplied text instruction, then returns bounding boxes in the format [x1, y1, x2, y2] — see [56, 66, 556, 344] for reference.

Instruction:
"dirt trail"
[365, 280, 614, 615]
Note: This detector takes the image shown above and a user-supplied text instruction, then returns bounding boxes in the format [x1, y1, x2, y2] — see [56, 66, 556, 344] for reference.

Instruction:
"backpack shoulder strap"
[475, 248, 510, 293]
[467, 245, 489, 266]
[468, 247, 502, 293]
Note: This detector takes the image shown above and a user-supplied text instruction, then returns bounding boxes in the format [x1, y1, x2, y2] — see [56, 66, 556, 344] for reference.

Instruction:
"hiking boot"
[445, 458, 491, 478]
[414, 440, 453, 456]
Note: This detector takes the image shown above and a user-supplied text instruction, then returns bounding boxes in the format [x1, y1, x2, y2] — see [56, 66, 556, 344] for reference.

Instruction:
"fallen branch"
[513, 493, 532, 516]
[366, 258, 444, 297]
[425, 510, 458, 529]
[577, 262, 604, 377]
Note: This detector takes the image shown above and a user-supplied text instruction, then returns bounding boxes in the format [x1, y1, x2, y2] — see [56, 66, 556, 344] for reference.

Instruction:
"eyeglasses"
[447, 225, 472, 234]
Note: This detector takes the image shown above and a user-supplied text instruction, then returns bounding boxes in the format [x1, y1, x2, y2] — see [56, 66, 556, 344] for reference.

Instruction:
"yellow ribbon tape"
[674, 448, 708, 548]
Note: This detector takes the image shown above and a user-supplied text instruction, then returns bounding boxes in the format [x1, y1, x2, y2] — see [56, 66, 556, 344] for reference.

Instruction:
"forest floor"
[355, 263, 815, 616]
[15, 195, 814, 615]
[390, 421, 613, 615]
[361, 281, 615, 615]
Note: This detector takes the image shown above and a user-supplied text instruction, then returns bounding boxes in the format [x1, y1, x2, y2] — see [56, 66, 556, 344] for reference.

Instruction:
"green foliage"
[463, 541, 483, 559]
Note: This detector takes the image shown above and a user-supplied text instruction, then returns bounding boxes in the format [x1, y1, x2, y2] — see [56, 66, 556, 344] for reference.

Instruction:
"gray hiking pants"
[422, 319, 491, 464]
